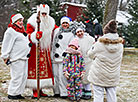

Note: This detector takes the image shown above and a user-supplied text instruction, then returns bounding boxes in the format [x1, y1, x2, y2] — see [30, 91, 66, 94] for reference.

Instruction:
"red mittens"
[36, 31, 42, 40]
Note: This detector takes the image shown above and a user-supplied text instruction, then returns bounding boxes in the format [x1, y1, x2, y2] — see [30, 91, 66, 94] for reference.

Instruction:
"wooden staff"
[36, 11, 41, 100]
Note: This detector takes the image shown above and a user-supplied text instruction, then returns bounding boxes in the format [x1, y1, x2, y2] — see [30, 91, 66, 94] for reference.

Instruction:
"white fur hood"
[98, 33, 123, 53]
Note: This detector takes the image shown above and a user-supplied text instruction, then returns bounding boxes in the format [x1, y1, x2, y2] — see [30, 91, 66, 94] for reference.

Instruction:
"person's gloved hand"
[36, 31, 42, 40]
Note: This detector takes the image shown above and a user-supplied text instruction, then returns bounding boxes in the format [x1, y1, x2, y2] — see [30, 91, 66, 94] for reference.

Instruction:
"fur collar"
[99, 33, 123, 44]
[8, 24, 25, 33]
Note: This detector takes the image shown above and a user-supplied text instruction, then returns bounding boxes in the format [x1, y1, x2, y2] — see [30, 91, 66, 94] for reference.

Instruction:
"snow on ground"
[0, 50, 138, 102]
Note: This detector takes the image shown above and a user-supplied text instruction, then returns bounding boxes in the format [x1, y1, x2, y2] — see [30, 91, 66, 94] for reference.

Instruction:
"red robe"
[26, 23, 54, 89]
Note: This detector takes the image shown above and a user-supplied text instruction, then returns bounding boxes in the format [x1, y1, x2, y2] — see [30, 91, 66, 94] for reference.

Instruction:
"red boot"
[40, 90, 48, 97]
[32, 89, 48, 99]
[32, 89, 48, 98]
[32, 89, 38, 99]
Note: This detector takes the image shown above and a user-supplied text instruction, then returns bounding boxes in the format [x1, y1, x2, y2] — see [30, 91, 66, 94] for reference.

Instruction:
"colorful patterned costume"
[63, 53, 85, 100]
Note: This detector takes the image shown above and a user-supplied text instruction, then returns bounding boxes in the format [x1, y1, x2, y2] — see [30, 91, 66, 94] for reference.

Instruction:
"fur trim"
[99, 37, 123, 44]
[27, 13, 37, 28]
[27, 13, 55, 49]
[30, 31, 38, 44]
[26, 78, 55, 89]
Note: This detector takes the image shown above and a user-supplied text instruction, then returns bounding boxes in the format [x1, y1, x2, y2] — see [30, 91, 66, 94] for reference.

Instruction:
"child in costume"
[63, 38, 85, 101]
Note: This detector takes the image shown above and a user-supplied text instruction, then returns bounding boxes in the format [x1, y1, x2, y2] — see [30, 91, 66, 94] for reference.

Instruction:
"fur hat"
[103, 19, 117, 34]
[60, 16, 70, 25]
[37, 4, 50, 15]
[69, 38, 79, 49]
[76, 27, 83, 33]
[11, 13, 24, 24]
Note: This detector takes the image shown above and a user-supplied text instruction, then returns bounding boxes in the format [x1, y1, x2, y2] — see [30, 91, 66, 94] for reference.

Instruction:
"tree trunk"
[119, 0, 123, 10]
[103, 0, 119, 27]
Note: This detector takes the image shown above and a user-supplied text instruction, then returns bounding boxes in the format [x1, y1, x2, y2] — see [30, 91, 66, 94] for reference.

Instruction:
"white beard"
[39, 15, 52, 50]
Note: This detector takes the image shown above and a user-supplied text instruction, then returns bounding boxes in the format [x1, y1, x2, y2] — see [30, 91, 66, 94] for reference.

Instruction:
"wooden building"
[60, 2, 87, 21]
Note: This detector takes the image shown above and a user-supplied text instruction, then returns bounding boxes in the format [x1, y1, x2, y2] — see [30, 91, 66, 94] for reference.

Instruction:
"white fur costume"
[1, 27, 31, 95]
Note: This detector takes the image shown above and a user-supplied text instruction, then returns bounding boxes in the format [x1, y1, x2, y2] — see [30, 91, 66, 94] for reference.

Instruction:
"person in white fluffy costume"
[51, 16, 75, 98]
[75, 27, 95, 100]
[26, 4, 55, 98]
[1, 13, 31, 99]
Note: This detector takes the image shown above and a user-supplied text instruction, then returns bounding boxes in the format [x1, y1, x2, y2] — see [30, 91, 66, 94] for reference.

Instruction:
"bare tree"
[119, 0, 131, 11]
[103, 0, 119, 27]
[119, 0, 124, 10]
[0, 0, 18, 42]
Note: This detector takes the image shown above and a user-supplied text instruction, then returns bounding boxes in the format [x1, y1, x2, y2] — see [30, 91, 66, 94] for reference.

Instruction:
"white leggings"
[93, 85, 117, 102]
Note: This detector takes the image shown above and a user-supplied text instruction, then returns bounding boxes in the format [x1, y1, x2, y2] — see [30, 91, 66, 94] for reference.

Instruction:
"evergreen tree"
[50, 0, 66, 26]
[82, 0, 105, 23]
[29, 0, 65, 26]
[16, 0, 33, 28]
[127, 0, 138, 47]
[16, 0, 65, 27]
[117, 24, 131, 47]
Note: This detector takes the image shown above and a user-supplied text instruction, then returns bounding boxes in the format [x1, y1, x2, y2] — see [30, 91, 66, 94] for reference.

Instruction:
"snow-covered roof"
[60, 2, 87, 8]
[116, 10, 132, 25]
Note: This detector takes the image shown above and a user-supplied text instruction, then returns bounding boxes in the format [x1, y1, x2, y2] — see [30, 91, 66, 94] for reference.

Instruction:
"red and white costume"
[26, 4, 55, 91]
